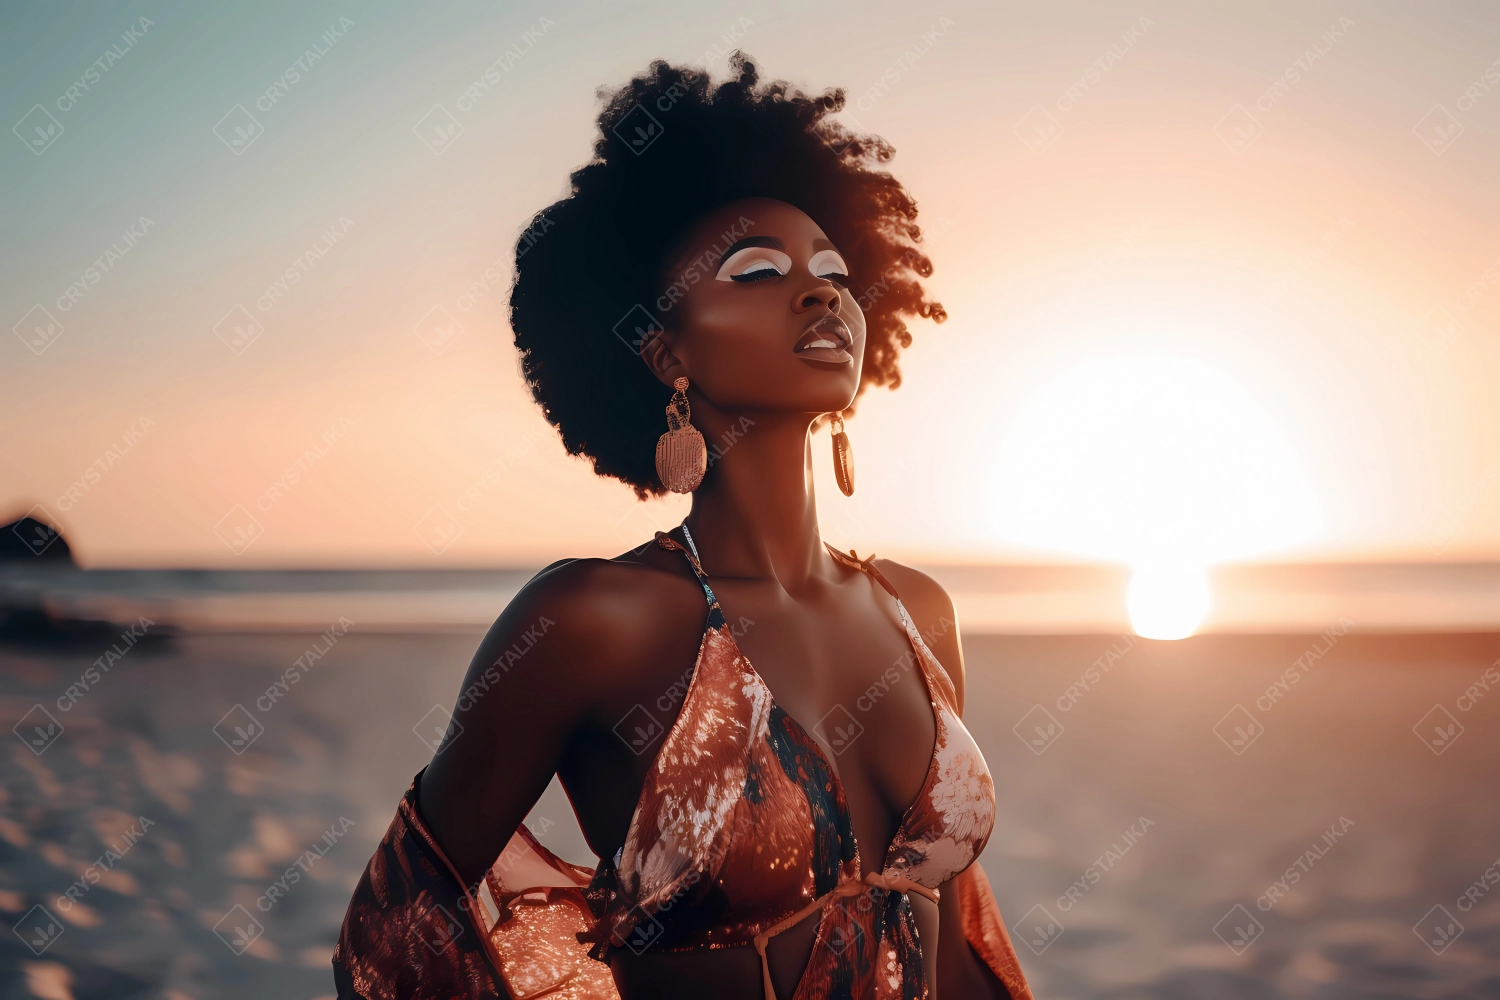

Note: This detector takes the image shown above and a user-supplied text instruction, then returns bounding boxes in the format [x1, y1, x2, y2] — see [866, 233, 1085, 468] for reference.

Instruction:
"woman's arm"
[417, 559, 604, 885]
[336, 556, 702, 999]
[418, 551, 708, 882]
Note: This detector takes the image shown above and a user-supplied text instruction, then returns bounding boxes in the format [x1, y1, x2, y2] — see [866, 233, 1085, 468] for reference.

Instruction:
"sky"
[3, 0, 1499, 568]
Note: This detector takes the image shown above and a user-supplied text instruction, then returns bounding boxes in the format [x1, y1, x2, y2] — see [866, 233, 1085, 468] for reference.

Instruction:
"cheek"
[677, 287, 782, 356]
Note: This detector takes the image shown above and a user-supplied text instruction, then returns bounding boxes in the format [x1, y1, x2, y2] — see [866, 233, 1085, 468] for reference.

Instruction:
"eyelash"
[723, 259, 852, 284]
[730, 267, 782, 283]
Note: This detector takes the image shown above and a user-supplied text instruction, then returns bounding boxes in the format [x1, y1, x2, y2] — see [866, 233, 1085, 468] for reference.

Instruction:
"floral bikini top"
[333, 528, 1033, 1000]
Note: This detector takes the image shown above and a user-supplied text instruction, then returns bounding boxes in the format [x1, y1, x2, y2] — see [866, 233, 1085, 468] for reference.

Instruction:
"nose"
[792, 282, 840, 314]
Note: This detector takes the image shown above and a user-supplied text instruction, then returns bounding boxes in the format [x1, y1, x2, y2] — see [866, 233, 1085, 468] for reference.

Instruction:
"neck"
[684, 409, 828, 589]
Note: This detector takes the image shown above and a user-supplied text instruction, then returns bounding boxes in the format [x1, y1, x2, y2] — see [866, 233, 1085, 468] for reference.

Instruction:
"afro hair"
[509, 52, 945, 498]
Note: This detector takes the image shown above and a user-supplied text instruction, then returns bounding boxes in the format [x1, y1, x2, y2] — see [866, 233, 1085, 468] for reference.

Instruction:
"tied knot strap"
[750, 875, 941, 1000]
[825, 544, 901, 601]
[864, 870, 941, 905]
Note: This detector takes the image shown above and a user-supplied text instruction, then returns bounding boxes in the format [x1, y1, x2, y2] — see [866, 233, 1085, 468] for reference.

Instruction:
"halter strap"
[654, 529, 720, 611]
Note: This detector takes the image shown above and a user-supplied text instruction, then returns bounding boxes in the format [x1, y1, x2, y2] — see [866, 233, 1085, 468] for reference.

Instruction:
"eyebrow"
[812, 238, 838, 251]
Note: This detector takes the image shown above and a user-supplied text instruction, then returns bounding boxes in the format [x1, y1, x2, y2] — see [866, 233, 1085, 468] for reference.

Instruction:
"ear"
[640, 327, 686, 387]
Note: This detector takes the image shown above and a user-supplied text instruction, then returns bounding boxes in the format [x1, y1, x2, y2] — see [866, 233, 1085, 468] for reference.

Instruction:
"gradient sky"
[3, 0, 1498, 567]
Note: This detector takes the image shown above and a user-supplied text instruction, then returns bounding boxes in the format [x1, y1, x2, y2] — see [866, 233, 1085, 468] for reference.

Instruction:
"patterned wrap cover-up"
[334, 532, 1034, 1000]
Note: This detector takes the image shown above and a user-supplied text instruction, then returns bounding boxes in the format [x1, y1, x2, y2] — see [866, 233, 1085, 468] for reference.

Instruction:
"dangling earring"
[656, 376, 707, 493]
[830, 413, 855, 496]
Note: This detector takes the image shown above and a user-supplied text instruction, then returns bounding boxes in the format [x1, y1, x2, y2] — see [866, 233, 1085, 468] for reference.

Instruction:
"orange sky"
[4, 2, 1499, 567]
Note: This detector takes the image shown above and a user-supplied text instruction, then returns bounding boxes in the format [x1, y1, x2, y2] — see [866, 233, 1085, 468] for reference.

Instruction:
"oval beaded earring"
[830, 413, 854, 497]
[655, 377, 707, 493]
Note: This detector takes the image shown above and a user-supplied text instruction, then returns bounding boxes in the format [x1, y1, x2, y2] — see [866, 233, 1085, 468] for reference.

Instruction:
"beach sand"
[2, 628, 1498, 998]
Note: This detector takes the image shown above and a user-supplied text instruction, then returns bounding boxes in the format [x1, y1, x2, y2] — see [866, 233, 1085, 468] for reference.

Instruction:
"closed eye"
[808, 249, 850, 286]
[716, 247, 793, 283]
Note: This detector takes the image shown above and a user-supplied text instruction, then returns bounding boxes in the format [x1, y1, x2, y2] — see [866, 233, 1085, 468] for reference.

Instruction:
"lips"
[793, 315, 853, 364]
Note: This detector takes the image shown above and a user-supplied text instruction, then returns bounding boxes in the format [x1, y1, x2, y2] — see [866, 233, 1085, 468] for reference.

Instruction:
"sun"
[986, 353, 1320, 638]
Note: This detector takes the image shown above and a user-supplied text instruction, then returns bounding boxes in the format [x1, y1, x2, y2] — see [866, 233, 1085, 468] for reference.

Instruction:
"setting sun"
[986, 353, 1321, 637]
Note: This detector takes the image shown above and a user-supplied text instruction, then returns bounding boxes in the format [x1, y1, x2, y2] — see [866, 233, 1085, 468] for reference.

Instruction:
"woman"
[335, 55, 1033, 1000]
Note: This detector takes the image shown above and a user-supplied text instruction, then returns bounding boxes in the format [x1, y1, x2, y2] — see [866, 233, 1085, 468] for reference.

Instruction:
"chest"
[704, 578, 940, 849]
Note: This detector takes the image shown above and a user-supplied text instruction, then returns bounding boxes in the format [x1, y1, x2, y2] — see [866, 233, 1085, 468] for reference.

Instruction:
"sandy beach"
[2, 623, 1499, 998]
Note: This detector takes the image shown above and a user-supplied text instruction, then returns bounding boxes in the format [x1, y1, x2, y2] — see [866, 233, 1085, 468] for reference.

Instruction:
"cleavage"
[713, 580, 937, 871]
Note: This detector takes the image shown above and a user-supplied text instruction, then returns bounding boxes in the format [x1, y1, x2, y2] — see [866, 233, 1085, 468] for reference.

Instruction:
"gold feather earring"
[655, 377, 707, 493]
[830, 413, 854, 497]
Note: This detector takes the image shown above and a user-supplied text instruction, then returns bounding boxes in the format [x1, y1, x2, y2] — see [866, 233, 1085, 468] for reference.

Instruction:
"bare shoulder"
[420, 546, 706, 880]
[871, 558, 967, 711]
[471, 549, 706, 702]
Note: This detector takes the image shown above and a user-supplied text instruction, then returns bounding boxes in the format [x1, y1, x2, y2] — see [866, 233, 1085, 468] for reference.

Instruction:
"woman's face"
[646, 197, 866, 417]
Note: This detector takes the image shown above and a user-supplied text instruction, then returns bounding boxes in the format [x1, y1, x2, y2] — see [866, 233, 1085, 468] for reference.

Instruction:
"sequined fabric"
[334, 533, 1034, 1000]
[335, 783, 622, 1000]
[333, 782, 507, 999]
